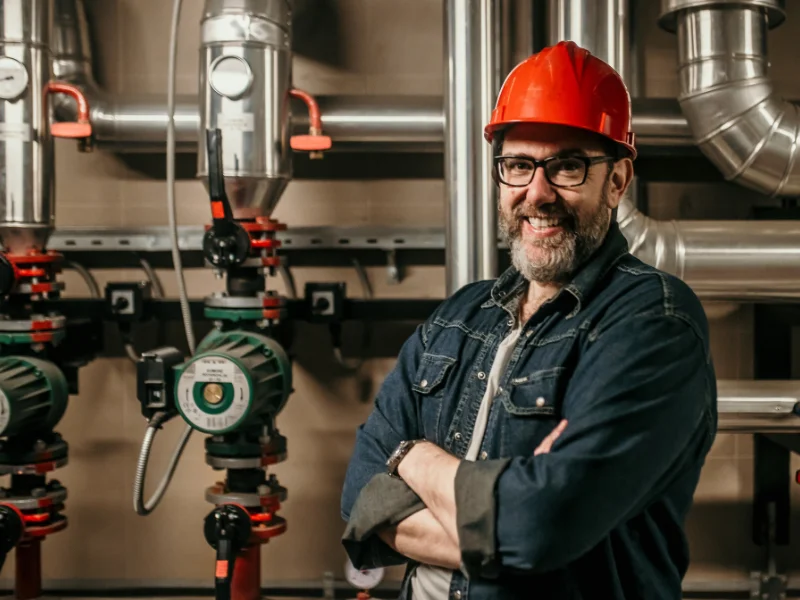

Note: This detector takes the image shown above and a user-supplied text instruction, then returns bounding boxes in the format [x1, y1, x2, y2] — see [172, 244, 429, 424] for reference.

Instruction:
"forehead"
[501, 123, 607, 157]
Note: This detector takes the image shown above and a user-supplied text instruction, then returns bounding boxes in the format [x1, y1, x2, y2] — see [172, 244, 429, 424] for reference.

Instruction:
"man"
[340, 41, 717, 599]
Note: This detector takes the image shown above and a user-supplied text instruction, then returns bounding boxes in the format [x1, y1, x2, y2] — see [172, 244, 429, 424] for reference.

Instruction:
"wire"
[166, 0, 194, 356]
[133, 411, 193, 516]
[278, 264, 297, 299]
[332, 259, 372, 371]
[65, 261, 100, 298]
[132, 0, 193, 517]
[139, 257, 164, 298]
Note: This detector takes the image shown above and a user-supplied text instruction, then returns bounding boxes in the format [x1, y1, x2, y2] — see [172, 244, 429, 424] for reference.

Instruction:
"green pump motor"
[174, 330, 292, 435]
[0, 357, 68, 437]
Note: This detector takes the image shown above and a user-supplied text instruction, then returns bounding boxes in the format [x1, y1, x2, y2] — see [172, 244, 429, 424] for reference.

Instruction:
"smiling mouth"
[519, 215, 568, 238]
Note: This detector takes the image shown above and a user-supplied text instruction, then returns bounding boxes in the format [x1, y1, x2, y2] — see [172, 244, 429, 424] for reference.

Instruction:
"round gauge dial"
[0, 57, 28, 100]
[345, 558, 384, 589]
[209, 55, 253, 99]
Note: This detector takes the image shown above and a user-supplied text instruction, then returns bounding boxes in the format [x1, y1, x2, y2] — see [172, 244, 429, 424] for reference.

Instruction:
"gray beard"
[499, 187, 612, 285]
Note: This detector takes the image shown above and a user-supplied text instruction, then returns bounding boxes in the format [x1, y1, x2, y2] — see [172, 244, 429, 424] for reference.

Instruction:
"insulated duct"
[659, 0, 794, 197]
[0, 0, 55, 253]
[444, 0, 505, 294]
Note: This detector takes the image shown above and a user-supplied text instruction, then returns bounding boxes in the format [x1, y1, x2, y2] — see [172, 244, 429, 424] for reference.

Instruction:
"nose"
[524, 164, 557, 208]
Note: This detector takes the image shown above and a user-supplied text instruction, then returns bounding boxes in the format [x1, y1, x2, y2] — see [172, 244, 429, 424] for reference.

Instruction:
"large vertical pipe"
[0, 0, 54, 254]
[198, 0, 293, 219]
[547, 0, 630, 82]
[444, 0, 502, 294]
[548, 0, 632, 220]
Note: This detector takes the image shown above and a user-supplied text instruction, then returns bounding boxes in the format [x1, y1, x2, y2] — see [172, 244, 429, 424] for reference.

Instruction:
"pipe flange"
[204, 292, 285, 309]
[0, 456, 68, 475]
[206, 452, 288, 470]
[659, 0, 785, 33]
[204, 481, 288, 508]
[0, 315, 65, 332]
[0, 485, 67, 511]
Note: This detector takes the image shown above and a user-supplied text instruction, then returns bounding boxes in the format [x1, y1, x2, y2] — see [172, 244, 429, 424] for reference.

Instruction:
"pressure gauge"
[0, 57, 28, 101]
[345, 558, 384, 590]
[208, 55, 253, 99]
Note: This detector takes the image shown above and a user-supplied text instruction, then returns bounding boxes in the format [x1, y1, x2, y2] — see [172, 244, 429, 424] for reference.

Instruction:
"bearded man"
[340, 41, 718, 600]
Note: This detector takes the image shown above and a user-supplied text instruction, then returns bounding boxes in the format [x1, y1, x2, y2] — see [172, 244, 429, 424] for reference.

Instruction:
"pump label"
[196, 358, 236, 382]
[176, 356, 251, 433]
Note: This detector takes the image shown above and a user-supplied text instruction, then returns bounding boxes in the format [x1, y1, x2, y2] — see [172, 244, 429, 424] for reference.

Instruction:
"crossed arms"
[376, 422, 568, 570]
[341, 310, 714, 578]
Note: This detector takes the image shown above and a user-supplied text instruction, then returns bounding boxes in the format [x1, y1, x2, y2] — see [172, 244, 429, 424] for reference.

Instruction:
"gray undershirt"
[410, 324, 523, 599]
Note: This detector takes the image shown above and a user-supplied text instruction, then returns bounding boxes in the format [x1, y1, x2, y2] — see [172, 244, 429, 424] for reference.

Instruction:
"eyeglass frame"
[492, 154, 617, 188]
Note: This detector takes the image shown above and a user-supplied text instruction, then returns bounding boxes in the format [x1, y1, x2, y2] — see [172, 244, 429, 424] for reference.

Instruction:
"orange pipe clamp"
[289, 88, 332, 155]
[43, 82, 92, 140]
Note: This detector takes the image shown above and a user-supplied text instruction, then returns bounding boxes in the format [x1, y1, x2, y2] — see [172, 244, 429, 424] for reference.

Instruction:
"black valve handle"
[207, 128, 234, 225]
[0, 254, 15, 300]
[203, 504, 252, 600]
[203, 129, 250, 268]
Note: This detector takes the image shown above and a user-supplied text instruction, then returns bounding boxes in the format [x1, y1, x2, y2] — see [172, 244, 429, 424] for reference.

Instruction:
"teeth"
[527, 217, 561, 229]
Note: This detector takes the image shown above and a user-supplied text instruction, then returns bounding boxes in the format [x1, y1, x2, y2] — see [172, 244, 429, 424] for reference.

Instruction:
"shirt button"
[479, 451, 488, 460]
[477, 371, 486, 380]
[536, 396, 546, 407]
[454, 432, 462, 441]
[453, 592, 462, 600]
[420, 379, 428, 388]
[507, 318, 514, 326]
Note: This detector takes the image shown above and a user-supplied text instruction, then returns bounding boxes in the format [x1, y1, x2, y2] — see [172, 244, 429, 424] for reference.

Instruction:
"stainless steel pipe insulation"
[197, 0, 293, 218]
[659, 0, 800, 197]
[444, 0, 504, 294]
[0, 0, 55, 253]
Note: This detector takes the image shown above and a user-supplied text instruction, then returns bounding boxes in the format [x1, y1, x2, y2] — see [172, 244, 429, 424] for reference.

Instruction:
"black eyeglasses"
[494, 155, 616, 188]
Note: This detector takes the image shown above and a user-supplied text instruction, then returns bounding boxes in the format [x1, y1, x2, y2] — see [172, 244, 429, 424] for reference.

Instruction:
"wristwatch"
[386, 439, 423, 479]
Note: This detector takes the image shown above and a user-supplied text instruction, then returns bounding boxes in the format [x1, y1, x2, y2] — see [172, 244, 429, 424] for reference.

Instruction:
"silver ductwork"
[197, 0, 293, 219]
[0, 0, 55, 254]
[444, 0, 505, 294]
[547, 0, 630, 81]
[659, 0, 797, 196]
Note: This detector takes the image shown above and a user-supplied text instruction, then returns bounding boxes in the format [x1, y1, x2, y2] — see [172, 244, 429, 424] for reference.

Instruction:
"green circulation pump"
[0, 357, 68, 437]
[174, 330, 292, 435]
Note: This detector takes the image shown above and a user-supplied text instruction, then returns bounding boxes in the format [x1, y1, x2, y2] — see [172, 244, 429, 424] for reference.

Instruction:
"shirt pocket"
[499, 366, 565, 456]
[412, 353, 455, 443]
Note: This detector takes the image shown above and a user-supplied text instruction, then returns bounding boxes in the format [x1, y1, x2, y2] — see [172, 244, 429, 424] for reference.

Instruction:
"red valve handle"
[289, 88, 332, 153]
[43, 82, 92, 139]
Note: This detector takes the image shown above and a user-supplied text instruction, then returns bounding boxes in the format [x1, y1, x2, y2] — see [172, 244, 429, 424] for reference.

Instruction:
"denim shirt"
[340, 221, 718, 600]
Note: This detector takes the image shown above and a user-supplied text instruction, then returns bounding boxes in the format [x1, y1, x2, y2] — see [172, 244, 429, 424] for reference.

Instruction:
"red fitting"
[44, 82, 92, 140]
[289, 88, 332, 155]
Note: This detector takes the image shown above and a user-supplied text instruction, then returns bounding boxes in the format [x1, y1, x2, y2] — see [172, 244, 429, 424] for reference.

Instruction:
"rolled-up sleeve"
[340, 323, 430, 568]
[454, 311, 716, 578]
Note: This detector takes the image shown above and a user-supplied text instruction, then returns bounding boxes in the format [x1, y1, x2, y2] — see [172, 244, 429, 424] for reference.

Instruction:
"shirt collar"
[484, 220, 630, 318]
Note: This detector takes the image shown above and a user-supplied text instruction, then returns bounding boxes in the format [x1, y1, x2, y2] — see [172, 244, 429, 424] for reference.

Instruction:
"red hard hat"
[484, 41, 636, 159]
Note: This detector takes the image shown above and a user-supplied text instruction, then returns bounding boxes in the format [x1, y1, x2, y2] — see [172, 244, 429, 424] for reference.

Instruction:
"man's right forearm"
[377, 508, 461, 570]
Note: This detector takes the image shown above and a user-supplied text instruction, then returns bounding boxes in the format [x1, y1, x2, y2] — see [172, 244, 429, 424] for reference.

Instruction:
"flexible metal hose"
[133, 411, 193, 516]
[133, 0, 193, 516]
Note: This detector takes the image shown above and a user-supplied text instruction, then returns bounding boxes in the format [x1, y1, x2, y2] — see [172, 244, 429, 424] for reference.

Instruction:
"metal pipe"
[718, 380, 800, 432]
[197, 0, 293, 218]
[444, 0, 502, 293]
[0, 0, 54, 254]
[617, 201, 800, 300]
[547, 0, 630, 85]
[658, 0, 800, 196]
